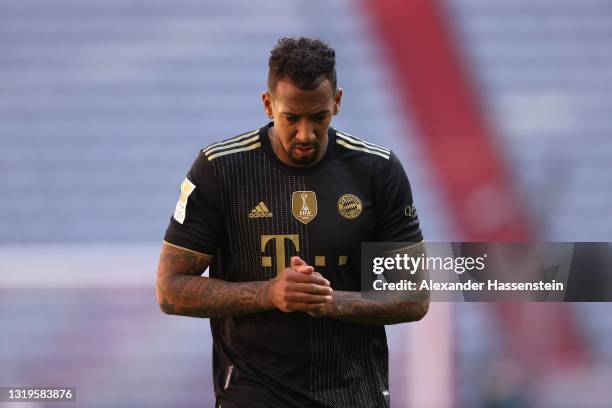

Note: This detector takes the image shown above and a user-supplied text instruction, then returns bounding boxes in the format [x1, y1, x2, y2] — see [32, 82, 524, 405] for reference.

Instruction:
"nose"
[295, 120, 316, 144]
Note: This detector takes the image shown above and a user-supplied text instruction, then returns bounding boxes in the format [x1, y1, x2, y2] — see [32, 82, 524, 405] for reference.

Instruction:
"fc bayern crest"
[292, 191, 317, 224]
[337, 194, 363, 219]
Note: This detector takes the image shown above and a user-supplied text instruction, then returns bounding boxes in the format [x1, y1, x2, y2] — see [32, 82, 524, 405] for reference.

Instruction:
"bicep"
[156, 242, 213, 282]
[155, 242, 214, 314]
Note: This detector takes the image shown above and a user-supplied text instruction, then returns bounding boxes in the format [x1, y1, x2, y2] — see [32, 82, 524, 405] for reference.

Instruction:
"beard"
[288, 142, 320, 166]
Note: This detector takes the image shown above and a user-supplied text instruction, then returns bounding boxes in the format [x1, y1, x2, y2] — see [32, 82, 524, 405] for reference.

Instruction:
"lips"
[294, 145, 314, 154]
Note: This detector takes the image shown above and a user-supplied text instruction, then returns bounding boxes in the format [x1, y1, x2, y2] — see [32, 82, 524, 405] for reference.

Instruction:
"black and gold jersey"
[164, 122, 422, 408]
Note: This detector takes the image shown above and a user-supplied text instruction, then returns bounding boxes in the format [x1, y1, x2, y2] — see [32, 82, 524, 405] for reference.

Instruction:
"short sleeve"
[372, 151, 423, 242]
[163, 151, 224, 255]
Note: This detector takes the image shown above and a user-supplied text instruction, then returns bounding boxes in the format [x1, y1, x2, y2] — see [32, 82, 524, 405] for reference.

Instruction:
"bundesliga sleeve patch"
[173, 177, 196, 224]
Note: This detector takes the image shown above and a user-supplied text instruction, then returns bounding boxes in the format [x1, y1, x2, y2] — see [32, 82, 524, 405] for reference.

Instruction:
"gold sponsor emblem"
[337, 194, 363, 219]
[292, 191, 317, 224]
[404, 203, 417, 219]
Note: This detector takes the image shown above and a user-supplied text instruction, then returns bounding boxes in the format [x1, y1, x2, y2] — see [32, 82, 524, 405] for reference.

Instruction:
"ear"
[262, 91, 274, 119]
[333, 88, 343, 115]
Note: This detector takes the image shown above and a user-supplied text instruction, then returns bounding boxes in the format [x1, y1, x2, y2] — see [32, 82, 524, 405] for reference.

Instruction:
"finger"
[289, 282, 333, 296]
[287, 270, 330, 286]
[311, 271, 327, 280]
[310, 272, 331, 287]
[290, 256, 306, 267]
[286, 292, 333, 304]
[294, 265, 314, 274]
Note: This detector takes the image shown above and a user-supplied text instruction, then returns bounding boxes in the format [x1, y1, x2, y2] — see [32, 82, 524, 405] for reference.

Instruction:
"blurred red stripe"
[365, 0, 532, 241]
[364, 0, 584, 397]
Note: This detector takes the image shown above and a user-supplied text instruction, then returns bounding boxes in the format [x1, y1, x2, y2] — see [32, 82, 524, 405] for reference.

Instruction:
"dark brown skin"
[260, 78, 428, 323]
[307, 292, 429, 323]
[261, 77, 342, 167]
[308, 292, 429, 324]
[157, 240, 429, 324]
[156, 243, 333, 318]
[306, 241, 430, 324]
[157, 78, 428, 324]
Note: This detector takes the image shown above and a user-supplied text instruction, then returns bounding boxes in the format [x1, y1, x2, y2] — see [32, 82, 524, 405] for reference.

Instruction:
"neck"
[268, 125, 329, 167]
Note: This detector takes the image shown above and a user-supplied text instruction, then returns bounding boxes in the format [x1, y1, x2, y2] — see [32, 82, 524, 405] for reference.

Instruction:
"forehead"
[273, 79, 334, 113]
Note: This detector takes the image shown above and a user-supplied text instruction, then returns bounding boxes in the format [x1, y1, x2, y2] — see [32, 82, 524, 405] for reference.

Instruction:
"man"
[156, 37, 427, 408]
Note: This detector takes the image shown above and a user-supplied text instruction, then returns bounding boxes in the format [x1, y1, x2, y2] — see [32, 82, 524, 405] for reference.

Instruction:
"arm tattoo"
[156, 244, 272, 318]
[321, 292, 429, 325]
[321, 241, 430, 325]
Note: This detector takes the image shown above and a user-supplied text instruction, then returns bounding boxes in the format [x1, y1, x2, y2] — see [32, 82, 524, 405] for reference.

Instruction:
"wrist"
[316, 298, 335, 317]
[260, 280, 276, 310]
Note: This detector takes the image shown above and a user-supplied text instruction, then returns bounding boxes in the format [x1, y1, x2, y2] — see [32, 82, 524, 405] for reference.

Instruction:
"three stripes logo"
[335, 130, 390, 160]
[203, 129, 261, 161]
[249, 201, 273, 219]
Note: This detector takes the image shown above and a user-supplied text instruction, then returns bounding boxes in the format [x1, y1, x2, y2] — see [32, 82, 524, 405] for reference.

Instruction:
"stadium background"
[1, 0, 611, 406]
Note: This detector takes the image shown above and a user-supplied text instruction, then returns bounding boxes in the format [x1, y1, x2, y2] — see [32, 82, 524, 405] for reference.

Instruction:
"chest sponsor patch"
[173, 177, 196, 224]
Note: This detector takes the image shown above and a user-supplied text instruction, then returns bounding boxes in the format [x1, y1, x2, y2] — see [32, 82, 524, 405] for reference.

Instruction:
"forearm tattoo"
[322, 242, 430, 325]
[322, 291, 429, 325]
[156, 244, 271, 318]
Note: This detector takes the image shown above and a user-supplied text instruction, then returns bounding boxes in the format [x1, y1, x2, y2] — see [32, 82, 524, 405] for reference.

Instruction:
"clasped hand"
[267, 256, 333, 317]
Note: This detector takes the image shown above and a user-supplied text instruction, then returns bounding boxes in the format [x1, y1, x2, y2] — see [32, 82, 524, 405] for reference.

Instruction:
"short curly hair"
[268, 37, 337, 92]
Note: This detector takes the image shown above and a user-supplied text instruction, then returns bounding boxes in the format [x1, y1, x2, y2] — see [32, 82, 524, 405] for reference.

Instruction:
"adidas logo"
[248, 201, 273, 218]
